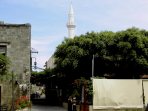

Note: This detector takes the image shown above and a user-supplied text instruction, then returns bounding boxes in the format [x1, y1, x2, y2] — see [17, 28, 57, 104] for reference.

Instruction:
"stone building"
[0, 21, 31, 108]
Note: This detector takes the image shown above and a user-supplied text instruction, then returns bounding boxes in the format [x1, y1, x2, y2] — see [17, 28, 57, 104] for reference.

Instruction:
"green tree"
[106, 27, 148, 78]
[31, 68, 55, 85]
[54, 27, 148, 79]
[52, 27, 148, 103]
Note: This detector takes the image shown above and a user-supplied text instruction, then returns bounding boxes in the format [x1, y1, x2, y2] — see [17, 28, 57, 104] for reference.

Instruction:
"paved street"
[31, 105, 67, 111]
[31, 95, 67, 111]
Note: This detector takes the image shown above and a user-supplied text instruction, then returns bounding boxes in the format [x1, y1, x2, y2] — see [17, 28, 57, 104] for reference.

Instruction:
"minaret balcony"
[67, 24, 76, 28]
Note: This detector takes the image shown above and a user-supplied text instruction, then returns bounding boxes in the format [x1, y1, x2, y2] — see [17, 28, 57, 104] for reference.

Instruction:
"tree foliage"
[54, 27, 148, 79]
[31, 68, 57, 86]
[0, 54, 9, 75]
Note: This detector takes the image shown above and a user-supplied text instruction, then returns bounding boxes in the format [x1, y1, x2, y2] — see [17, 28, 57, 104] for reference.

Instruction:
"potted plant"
[15, 96, 31, 111]
[72, 77, 92, 111]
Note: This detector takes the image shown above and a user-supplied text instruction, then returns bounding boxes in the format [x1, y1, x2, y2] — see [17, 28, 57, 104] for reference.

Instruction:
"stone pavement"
[31, 105, 67, 111]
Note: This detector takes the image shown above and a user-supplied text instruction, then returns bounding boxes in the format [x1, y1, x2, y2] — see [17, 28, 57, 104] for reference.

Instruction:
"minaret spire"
[67, 1, 76, 38]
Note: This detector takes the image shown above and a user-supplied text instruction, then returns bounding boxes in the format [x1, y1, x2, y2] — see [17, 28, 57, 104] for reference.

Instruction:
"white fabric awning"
[93, 79, 145, 109]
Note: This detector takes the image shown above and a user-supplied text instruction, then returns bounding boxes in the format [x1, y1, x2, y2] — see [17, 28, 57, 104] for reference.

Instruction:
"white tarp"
[93, 79, 144, 109]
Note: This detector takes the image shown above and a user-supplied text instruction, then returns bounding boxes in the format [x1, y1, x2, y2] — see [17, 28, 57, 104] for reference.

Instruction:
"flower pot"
[15, 96, 31, 111]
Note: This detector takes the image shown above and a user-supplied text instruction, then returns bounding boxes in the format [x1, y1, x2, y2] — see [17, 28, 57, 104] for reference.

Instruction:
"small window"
[0, 46, 6, 56]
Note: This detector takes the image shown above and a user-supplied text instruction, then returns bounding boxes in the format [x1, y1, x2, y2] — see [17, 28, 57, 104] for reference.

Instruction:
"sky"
[0, 0, 148, 70]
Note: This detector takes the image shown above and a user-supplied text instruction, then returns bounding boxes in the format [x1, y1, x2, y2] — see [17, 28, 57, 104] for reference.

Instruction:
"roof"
[0, 21, 31, 27]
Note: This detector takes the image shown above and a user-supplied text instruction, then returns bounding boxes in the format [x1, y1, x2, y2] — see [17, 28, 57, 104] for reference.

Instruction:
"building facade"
[46, 55, 55, 69]
[0, 22, 31, 108]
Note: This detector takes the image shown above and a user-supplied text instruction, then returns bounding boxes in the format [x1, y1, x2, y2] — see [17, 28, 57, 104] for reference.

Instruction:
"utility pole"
[32, 57, 37, 70]
[29, 48, 38, 111]
[11, 71, 15, 111]
[31, 48, 38, 71]
[92, 54, 95, 77]
[91, 55, 95, 111]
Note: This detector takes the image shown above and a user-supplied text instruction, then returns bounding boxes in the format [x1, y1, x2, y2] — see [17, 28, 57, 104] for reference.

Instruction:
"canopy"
[93, 79, 146, 109]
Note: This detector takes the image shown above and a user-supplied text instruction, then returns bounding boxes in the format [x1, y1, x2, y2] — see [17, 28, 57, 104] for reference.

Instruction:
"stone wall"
[0, 22, 31, 108]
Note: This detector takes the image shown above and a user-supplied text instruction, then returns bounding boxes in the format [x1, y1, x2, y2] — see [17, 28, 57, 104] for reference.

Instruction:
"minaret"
[67, 2, 76, 38]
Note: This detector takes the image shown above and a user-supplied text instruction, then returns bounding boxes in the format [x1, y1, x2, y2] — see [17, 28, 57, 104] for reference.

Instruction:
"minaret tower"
[67, 2, 76, 38]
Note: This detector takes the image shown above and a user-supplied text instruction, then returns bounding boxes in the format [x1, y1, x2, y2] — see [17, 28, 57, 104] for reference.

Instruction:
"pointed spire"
[67, 1, 76, 38]
[69, 2, 74, 15]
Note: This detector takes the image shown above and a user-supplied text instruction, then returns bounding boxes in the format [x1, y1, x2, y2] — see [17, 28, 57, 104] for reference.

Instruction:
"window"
[0, 46, 6, 56]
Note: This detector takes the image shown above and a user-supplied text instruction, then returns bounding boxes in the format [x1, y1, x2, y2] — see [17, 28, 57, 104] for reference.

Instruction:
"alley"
[31, 105, 67, 111]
